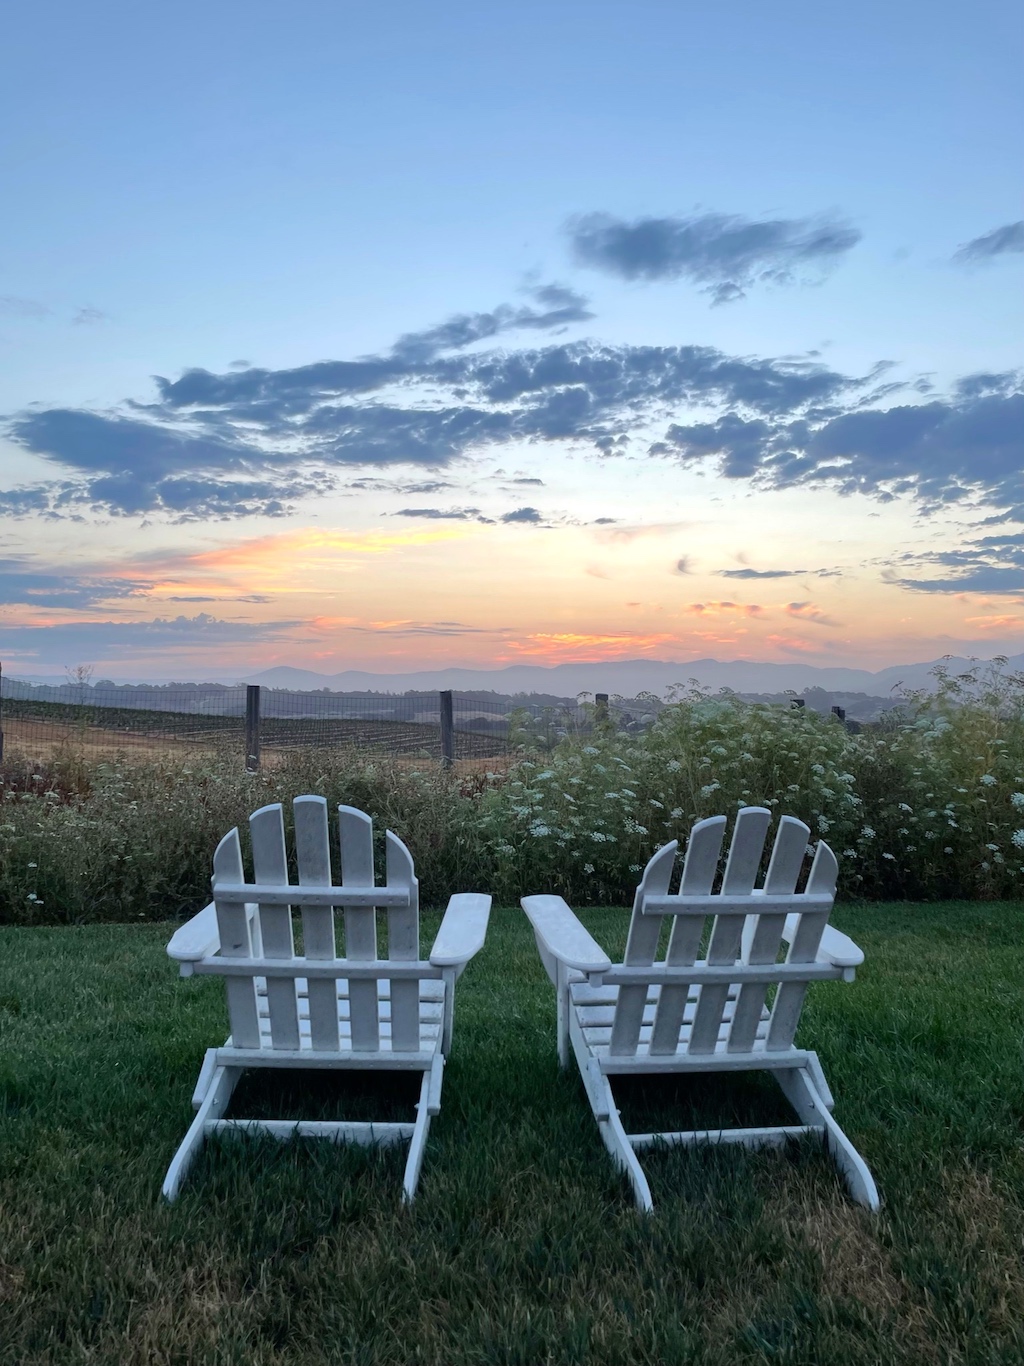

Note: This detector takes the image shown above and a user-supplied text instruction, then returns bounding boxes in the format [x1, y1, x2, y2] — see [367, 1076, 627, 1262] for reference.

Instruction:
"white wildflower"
[980, 774, 997, 786]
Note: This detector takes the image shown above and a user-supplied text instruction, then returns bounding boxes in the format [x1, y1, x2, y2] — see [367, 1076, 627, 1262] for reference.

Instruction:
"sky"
[1, 0, 1022, 682]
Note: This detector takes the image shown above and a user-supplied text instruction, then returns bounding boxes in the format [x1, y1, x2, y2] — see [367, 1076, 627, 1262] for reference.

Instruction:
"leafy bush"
[3, 661, 1024, 922]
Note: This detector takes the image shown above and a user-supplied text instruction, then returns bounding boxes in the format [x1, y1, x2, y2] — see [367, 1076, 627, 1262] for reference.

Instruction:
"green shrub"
[3, 661, 1024, 922]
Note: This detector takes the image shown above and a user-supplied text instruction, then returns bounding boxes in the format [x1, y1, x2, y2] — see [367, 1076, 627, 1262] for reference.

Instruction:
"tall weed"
[3, 662, 1024, 921]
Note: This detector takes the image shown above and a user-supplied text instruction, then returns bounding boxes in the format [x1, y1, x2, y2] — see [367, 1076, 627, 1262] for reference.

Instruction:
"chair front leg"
[555, 959, 570, 1068]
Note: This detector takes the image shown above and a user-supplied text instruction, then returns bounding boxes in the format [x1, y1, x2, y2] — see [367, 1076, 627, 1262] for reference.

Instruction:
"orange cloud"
[503, 631, 678, 662]
[121, 525, 468, 598]
[964, 614, 1024, 631]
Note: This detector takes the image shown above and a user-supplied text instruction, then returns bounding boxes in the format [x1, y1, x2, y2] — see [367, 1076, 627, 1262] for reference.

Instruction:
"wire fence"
[0, 673, 664, 769]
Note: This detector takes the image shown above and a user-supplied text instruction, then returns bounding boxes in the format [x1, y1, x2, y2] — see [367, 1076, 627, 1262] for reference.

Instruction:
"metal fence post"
[439, 689, 455, 770]
[245, 684, 261, 771]
[594, 692, 609, 730]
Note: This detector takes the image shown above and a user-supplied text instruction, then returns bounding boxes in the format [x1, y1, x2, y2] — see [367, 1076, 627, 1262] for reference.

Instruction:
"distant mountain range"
[240, 653, 1024, 700]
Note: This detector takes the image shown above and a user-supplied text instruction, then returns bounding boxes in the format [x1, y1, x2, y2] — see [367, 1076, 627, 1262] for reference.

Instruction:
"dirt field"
[0, 715, 511, 774]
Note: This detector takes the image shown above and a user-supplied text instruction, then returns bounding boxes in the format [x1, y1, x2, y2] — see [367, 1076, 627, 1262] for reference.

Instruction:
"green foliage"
[4, 661, 1024, 922]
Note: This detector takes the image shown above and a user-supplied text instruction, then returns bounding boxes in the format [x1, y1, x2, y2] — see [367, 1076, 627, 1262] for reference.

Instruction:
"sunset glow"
[0, 6, 1020, 685]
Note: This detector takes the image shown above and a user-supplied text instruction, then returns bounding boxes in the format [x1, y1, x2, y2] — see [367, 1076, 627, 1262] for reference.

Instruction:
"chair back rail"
[607, 807, 837, 1059]
[211, 796, 425, 1055]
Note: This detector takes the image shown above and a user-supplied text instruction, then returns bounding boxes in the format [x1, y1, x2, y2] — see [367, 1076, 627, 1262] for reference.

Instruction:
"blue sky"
[1, 1, 1021, 679]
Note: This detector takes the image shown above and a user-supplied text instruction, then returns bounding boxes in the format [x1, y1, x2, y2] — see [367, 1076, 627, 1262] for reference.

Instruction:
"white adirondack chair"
[522, 807, 879, 1213]
[163, 796, 491, 1202]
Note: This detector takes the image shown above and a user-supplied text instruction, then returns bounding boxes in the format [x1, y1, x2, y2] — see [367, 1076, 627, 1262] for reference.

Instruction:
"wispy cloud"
[568, 209, 860, 302]
[785, 601, 841, 627]
[719, 566, 834, 580]
[0, 295, 51, 319]
[952, 221, 1024, 266]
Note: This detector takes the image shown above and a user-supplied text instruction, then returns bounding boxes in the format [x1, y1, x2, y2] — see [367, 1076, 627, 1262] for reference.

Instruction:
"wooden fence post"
[0, 661, 5, 764]
[439, 690, 455, 770]
[594, 692, 609, 729]
[245, 685, 261, 772]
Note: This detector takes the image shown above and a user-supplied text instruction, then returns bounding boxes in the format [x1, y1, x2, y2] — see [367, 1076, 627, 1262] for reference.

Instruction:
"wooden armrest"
[167, 900, 259, 975]
[781, 913, 864, 968]
[521, 895, 611, 974]
[167, 902, 220, 964]
[429, 892, 492, 967]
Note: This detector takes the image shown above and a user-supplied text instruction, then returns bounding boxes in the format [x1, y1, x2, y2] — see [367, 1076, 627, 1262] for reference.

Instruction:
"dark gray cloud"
[393, 506, 490, 522]
[501, 506, 543, 523]
[952, 221, 1024, 266]
[0, 558, 149, 609]
[4, 278, 1020, 529]
[6, 326, 868, 520]
[568, 210, 860, 302]
[895, 529, 1024, 594]
[720, 567, 809, 579]
[660, 384, 1024, 516]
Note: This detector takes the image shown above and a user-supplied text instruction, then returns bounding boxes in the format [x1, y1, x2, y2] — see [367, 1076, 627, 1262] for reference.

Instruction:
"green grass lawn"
[2, 902, 1024, 1365]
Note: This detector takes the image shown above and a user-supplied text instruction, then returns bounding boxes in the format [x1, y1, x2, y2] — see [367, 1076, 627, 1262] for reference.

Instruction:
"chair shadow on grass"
[187, 1068, 422, 1204]
[602, 1068, 850, 1210]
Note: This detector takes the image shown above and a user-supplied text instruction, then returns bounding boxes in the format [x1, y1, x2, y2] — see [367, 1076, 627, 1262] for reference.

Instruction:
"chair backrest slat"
[609, 809, 838, 1062]
[338, 805, 380, 1052]
[609, 841, 676, 1055]
[213, 828, 261, 1049]
[250, 803, 300, 1050]
[766, 840, 837, 1050]
[386, 831, 421, 1052]
[728, 815, 809, 1052]
[205, 797, 430, 1059]
[688, 807, 772, 1054]
[294, 797, 340, 1051]
[649, 817, 725, 1054]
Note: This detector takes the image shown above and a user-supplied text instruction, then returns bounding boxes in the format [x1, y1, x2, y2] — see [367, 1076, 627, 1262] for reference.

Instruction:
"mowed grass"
[2, 903, 1024, 1365]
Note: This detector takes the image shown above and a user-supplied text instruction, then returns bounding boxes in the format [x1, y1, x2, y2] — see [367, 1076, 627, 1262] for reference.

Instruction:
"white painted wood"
[731, 816, 809, 1052]
[767, 839, 836, 1051]
[208, 1119, 413, 1145]
[250, 803, 300, 1051]
[164, 793, 489, 1201]
[294, 796, 339, 1052]
[650, 817, 726, 1054]
[440, 967, 457, 1055]
[402, 1065, 436, 1202]
[612, 840, 676, 1056]
[167, 902, 220, 964]
[776, 1067, 880, 1210]
[196, 958, 444, 980]
[521, 810, 877, 1212]
[784, 916, 863, 968]
[521, 896, 612, 973]
[386, 830, 421, 1053]
[211, 884, 409, 907]
[162, 1064, 241, 1202]
[629, 1126, 816, 1150]
[190, 1048, 219, 1108]
[430, 893, 492, 966]
[213, 829, 261, 1050]
[338, 805, 380, 1052]
[689, 807, 771, 1055]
